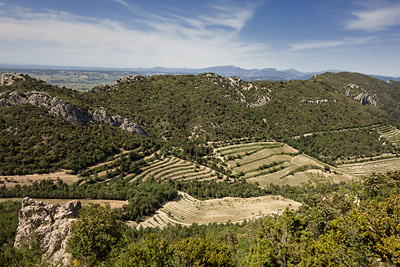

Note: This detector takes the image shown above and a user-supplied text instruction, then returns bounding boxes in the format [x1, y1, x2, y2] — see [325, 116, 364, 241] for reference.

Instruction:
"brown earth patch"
[0, 171, 79, 188]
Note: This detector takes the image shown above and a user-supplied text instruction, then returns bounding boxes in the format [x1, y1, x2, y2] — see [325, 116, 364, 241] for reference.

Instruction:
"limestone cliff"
[0, 90, 146, 135]
[14, 197, 82, 266]
[345, 83, 379, 107]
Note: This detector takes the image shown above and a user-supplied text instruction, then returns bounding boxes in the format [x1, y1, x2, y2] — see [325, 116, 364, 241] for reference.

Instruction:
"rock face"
[0, 90, 146, 135]
[0, 73, 26, 86]
[91, 109, 147, 135]
[299, 99, 337, 104]
[0, 90, 91, 126]
[14, 197, 82, 266]
[345, 83, 379, 107]
[354, 93, 378, 107]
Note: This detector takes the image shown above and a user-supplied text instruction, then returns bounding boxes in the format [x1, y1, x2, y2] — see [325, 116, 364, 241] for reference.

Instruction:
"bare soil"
[0, 171, 79, 188]
[135, 192, 301, 228]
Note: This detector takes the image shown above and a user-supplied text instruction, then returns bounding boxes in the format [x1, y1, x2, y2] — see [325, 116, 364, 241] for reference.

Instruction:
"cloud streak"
[290, 37, 377, 51]
[0, 2, 267, 68]
[346, 5, 400, 31]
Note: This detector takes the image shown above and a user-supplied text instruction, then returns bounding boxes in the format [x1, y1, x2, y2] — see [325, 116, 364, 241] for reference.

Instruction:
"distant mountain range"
[0, 64, 399, 82]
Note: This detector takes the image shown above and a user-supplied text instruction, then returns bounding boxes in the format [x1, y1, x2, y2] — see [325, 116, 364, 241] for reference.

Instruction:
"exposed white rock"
[299, 99, 337, 104]
[0, 90, 147, 135]
[0, 73, 26, 86]
[14, 197, 82, 266]
[248, 95, 271, 108]
[354, 93, 378, 107]
[346, 83, 360, 89]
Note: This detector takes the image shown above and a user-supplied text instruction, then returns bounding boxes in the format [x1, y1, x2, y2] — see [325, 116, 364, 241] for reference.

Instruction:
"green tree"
[173, 237, 235, 267]
[246, 208, 314, 266]
[115, 234, 173, 267]
[69, 204, 124, 266]
[314, 195, 400, 266]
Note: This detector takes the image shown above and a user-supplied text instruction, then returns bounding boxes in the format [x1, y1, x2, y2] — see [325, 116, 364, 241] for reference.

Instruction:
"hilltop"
[2, 65, 399, 90]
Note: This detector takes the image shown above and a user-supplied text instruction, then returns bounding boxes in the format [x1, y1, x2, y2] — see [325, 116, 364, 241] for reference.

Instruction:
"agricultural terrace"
[372, 124, 400, 148]
[338, 157, 400, 176]
[215, 141, 348, 186]
[128, 156, 217, 183]
[134, 192, 301, 229]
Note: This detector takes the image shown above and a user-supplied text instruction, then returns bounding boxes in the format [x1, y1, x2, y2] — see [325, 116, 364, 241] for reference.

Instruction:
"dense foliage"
[285, 128, 399, 165]
[1, 72, 400, 175]
[0, 201, 19, 247]
[2, 171, 400, 266]
[0, 105, 149, 175]
[69, 204, 125, 266]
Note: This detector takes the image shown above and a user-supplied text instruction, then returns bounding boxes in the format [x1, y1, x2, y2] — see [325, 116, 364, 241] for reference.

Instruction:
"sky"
[0, 0, 399, 76]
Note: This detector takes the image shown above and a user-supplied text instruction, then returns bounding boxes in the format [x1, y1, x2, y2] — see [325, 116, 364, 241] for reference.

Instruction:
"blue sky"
[0, 0, 399, 76]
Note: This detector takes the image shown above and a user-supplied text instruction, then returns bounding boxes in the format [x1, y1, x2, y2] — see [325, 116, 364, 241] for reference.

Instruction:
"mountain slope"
[1, 71, 399, 175]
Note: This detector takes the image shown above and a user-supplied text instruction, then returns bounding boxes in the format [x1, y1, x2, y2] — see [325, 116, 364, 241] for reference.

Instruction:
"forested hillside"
[1, 72, 399, 176]
[2, 71, 400, 266]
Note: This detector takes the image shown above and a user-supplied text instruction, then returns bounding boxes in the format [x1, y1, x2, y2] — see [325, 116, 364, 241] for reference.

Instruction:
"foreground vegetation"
[2, 171, 400, 266]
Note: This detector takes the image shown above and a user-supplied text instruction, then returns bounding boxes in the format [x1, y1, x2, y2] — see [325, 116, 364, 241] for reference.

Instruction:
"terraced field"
[329, 124, 400, 176]
[338, 157, 400, 176]
[128, 156, 216, 182]
[373, 124, 400, 147]
[215, 141, 347, 186]
[134, 192, 301, 229]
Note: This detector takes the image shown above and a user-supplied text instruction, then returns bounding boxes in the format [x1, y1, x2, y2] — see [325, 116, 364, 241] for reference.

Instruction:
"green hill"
[1, 72, 399, 176]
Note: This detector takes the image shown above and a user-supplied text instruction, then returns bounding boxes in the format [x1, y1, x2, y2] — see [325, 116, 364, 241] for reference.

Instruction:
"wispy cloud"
[290, 37, 376, 51]
[201, 3, 257, 32]
[114, 0, 131, 9]
[0, 2, 266, 68]
[346, 5, 400, 31]
[290, 40, 347, 51]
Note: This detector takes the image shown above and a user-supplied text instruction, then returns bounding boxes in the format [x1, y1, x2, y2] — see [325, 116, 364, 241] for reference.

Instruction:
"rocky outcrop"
[299, 99, 337, 104]
[354, 93, 378, 107]
[14, 197, 82, 266]
[345, 83, 378, 107]
[248, 95, 271, 108]
[0, 90, 91, 126]
[91, 109, 147, 135]
[0, 90, 146, 135]
[0, 73, 26, 86]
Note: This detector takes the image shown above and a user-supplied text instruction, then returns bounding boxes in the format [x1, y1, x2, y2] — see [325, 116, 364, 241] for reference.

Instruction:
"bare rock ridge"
[0, 73, 146, 135]
[345, 83, 378, 107]
[0, 90, 91, 126]
[0, 73, 26, 86]
[14, 197, 82, 266]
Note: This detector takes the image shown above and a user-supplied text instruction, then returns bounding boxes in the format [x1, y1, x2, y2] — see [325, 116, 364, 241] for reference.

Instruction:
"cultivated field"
[3, 137, 398, 190]
[128, 155, 216, 183]
[133, 192, 301, 229]
[372, 124, 400, 147]
[0, 171, 79, 188]
[338, 157, 400, 176]
[215, 141, 347, 186]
